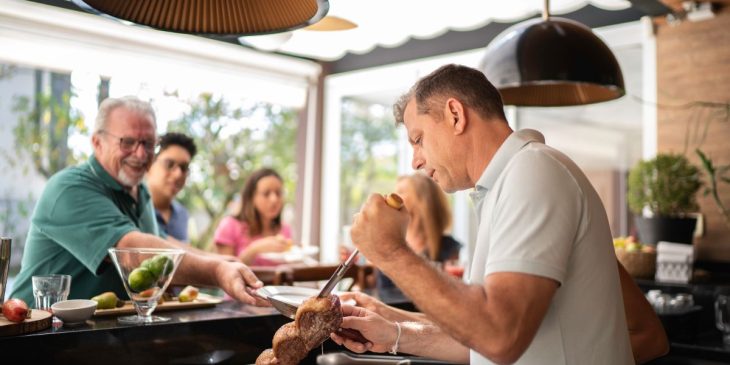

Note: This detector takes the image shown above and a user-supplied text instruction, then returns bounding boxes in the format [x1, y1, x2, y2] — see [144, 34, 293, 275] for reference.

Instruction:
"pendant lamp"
[480, 0, 624, 106]
[72, 0, 329, 36]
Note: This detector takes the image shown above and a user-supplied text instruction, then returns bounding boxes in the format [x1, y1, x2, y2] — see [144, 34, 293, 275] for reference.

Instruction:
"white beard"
[118, 156, 147, 188]
[117, 168, 143, 188]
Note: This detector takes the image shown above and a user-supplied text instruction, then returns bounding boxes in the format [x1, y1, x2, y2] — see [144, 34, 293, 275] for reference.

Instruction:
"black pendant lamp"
[72, 0, 329, 36]
[480, 0, 625, 106]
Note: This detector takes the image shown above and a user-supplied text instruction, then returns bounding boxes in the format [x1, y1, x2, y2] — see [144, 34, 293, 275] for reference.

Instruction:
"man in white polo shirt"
[333, 64, 666, 364]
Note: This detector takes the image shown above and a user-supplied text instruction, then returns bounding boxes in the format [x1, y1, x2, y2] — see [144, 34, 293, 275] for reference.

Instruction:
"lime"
[128, 267, 156, 292]
[142, 255, 174, 278]
[140, 257, 153, 271]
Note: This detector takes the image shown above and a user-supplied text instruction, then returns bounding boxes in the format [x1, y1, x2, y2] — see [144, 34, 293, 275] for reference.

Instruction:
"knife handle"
[335, 327, 369, 344]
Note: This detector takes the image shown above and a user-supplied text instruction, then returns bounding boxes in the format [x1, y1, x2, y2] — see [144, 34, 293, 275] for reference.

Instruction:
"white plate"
[257, 286, 320, 307]
[259, 245, 319, 263]
[256, 286, 356, 308]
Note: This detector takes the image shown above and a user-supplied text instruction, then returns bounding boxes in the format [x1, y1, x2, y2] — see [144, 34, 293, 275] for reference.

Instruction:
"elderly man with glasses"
[146, 132, 196, 243]
[10, 96, 266, 306]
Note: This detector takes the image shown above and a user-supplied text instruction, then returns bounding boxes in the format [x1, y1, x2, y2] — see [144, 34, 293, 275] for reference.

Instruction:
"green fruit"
[142, 255, 174, 278]
[128, 267, 156, 292]
[92, 291, 120, 310]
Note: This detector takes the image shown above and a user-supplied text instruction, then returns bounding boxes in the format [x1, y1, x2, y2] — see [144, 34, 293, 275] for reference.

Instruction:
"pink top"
[213, 216, 292, 266]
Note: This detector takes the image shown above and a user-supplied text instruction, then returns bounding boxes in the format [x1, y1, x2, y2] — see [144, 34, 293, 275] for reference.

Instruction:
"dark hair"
[157, 132, 197, 158]
[393, 64, 506, 125]
[236, 168, 283, 237]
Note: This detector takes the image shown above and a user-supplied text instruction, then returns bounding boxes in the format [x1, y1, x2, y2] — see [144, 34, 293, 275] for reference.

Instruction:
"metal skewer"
[317, 193, 404, 298]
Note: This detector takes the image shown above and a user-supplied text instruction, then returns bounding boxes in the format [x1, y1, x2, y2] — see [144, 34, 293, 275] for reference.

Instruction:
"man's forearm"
[383, 307, 429, 323]
[376, 249, 477, 342]
[398, 321, 470, 363]
[117, 231, 220, 286]
[166, 236, 237, 261]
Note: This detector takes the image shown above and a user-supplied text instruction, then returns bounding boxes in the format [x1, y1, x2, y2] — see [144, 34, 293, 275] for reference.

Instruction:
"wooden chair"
[250, 266, 290, 286]
[276, 264, 374, 291]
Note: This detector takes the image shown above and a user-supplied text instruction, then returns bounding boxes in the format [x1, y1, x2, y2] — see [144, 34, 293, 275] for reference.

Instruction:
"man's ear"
[91, 134, 102, 154]
[445, 98, 467, 135]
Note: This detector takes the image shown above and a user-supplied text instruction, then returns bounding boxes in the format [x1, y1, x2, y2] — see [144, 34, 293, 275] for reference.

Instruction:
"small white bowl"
[51, 299, 97, 324]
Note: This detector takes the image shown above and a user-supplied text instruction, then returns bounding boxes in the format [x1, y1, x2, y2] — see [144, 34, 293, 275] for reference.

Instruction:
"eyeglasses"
[100, 130, 157, 154]
[158, 158, 190, 175]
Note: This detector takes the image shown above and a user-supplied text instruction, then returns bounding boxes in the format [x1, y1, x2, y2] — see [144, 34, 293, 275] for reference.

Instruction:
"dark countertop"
[4, 281, 730, 365]
[638, 279, 730, 365]
[0, 288, 414, 365]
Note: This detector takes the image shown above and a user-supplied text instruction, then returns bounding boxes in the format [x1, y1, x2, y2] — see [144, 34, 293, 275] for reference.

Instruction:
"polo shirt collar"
[89, 154, 126, 192]
[471, 129, 545, 200]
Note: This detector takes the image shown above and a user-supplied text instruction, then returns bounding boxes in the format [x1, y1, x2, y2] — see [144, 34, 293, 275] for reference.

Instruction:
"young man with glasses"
[146, 132, 196, 243]
[10, 96, 266, 306]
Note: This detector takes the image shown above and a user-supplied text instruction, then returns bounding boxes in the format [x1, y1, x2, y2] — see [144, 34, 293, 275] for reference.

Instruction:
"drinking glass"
[31, 274, 71, 311]
[108, 248, 185, 324]
[715, 294, 730, 345]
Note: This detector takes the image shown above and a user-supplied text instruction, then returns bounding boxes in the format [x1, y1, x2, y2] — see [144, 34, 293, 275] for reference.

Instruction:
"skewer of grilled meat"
[256, 294, 343, 365]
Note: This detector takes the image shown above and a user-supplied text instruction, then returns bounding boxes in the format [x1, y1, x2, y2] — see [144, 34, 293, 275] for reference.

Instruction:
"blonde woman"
[377, 173, 461, 291]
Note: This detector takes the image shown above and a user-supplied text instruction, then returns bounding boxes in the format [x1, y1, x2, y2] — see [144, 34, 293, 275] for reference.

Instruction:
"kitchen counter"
[0, 288, 414, 364]
[5, 280, 729, 365]
[638, 278, 730, 365]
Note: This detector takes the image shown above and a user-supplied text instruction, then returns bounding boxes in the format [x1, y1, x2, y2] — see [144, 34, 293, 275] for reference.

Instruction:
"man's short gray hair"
[393, 64, 506, 126]
[94, 96, 156, 134]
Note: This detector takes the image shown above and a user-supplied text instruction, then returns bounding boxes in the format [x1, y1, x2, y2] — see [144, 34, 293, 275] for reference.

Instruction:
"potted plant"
[628, 153, 703, 245]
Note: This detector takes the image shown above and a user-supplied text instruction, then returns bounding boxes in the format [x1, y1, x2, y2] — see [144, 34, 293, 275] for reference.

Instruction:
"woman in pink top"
[214, 168, 292, 266]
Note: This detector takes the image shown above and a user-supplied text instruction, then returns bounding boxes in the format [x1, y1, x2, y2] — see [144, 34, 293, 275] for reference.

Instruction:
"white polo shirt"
[468, 129, 633, 365]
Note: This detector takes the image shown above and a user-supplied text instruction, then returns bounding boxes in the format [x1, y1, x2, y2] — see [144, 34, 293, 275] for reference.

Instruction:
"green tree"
[9, 73, 87, 178]
[339, 99, 399, 227]
[166, 93, 298, 249]
[1, 70, 86, 274]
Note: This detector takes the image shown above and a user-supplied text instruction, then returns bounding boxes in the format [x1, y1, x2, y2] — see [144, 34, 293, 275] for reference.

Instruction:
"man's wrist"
[389, 321, 402, 355]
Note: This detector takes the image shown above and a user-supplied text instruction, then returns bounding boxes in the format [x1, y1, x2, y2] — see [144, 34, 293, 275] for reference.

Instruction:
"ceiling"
[28, 0, 656, 73]
[265, 0, 634, 60]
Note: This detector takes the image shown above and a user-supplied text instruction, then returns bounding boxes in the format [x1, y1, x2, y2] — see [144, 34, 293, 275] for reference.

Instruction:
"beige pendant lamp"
[72, 0, 329, 35]
[480, 0, 625, 106]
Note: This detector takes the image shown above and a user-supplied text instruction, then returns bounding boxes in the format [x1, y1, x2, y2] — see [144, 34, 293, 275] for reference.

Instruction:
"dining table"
[0, 287, 413, 364]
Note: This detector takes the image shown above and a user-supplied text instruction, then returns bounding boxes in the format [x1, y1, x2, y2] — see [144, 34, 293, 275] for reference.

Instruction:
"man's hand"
[339, 291, 428, 323]
[213, 260, 268, 305]
[338, 292, 387, 315]
[331, 304, 399, 354]
[350, 194, 409, 263]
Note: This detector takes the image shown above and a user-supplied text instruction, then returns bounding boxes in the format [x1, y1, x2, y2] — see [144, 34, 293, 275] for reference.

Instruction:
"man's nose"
[132, 142, 150, 159]
[411, 152, 424, 170]
[170, 165, 185, 178]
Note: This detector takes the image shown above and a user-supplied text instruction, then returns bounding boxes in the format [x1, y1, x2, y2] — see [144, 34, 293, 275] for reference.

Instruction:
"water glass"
[32, 274, 71, 311]
[715, 294, 730, 345]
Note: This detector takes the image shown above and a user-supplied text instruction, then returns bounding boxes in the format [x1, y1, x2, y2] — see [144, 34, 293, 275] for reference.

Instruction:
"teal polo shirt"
[10, 155, 160, 304]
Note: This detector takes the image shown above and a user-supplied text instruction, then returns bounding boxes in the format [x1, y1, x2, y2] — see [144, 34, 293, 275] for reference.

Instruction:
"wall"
[656, 9, 730, 261]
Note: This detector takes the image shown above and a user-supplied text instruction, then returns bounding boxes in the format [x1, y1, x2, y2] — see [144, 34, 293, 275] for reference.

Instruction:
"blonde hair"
[399, 174, 452, 261]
